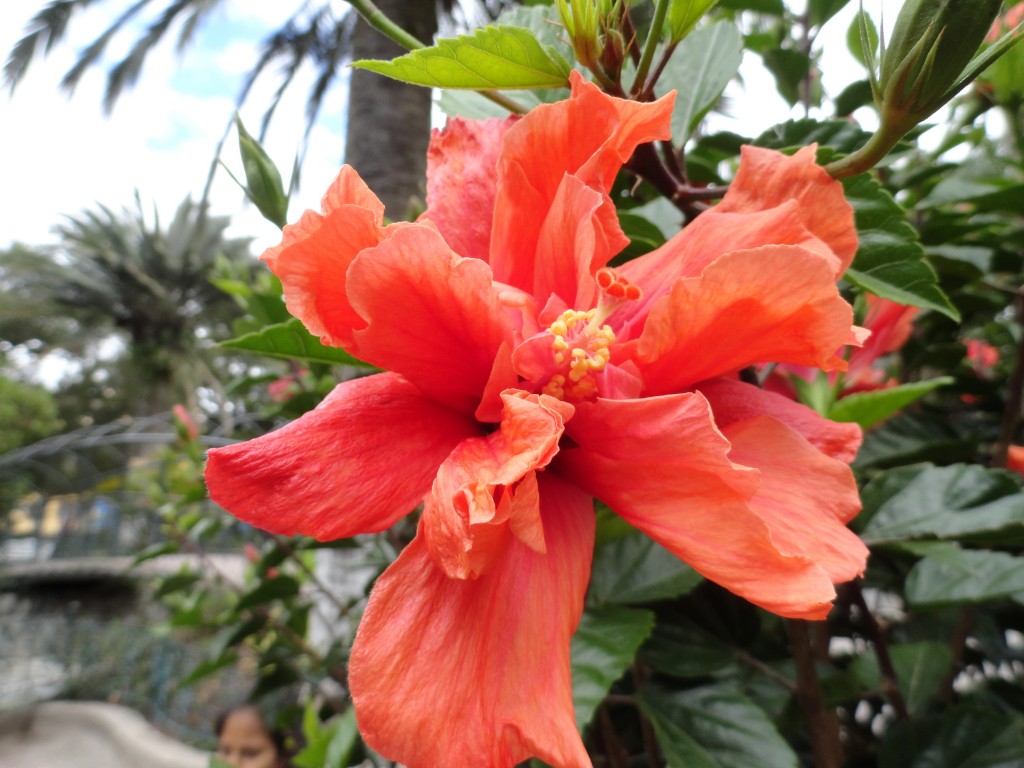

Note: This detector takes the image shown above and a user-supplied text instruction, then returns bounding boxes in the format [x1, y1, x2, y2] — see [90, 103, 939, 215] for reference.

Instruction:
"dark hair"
[214, 704, 291, 760]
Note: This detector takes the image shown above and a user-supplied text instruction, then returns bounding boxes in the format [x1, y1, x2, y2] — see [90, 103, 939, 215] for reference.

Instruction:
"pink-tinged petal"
[422, 391, 574, 579]
[205, 373, 479, 541]
[845, 296, 918, 387]
[625, 245, 858, 394]
[347, 224, 510, 412]
[698, 378, 863, 463]
[489, 72, 674, 297]
[722, 415, 868, 583]
[350, 474, 594, 768]
[716, 145, 858, 274]
[558, 395, 839, 619]
[615, 202, 838, 336]
[423, 116, 517, 262]
[262, 166, 386, 349]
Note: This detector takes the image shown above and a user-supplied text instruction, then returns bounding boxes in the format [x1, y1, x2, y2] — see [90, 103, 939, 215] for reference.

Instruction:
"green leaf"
[637, 683, 800, 768]
[717, 0, 785, 13]
[753, 118, 873, 155]
[843, 174, 959, 320]
[850, 642, 952, 714]
[762, 47, 811, 106]
[180, 652, 240, 688]
[588, 529, 703, 605]
[660, 21, 743, 140]
[571, 606, 655, 731]
[667, 0, 720, 43]
[854, 413, 975, 470]
[235, 574, 301, 611]
[640, 620, 739, 679]
[353, 25, 571, 90]
[154, 571, 201, 599]
[827, 377, 953, 429]
[905, 545, 1024, 608]
[325, 709, 360, 768]
[846, 10, 879, 69]
[809, 0, 851, 27]
[880, 706, 1024, 767]
[235, 115, 289, 229]
[210, 758, 233, 768]
[221, 318, 374, 368]
[860, 463, 1024, 545]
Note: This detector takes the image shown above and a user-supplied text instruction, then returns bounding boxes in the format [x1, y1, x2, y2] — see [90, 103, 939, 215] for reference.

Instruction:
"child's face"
[215, 708, 284, 768]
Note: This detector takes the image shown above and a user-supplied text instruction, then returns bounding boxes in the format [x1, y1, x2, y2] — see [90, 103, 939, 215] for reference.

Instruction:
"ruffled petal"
[422, 390, 574, 579]
[205, 373, 478, 540]
[423, 116, 517, 262]
[722, 415, 868, 583]
[698, 378, 863, 464]
[350, 474, 594, 768]
[716, 145, 858, 274]
[558, 394, 840, 619]
[845, 296, 918, 388]
[347, 224, 510, 412]
[262, 166, 386, 350]
[489, 72, 673, 300]
[624, 245, 858, 394]
[615, 202, 838, 337]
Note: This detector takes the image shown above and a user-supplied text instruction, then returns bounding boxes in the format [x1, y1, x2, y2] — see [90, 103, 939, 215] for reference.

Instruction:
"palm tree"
[4, 0, 516, 214]
[0, 196, 252, 417]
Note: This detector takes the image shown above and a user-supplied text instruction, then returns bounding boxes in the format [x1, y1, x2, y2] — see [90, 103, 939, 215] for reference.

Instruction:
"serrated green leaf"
[588, 529, 702, 606]
[660, 22, 742, 140]
[905, 546, 1024, 608]
[571, 605, 655, 731]
[637, 683, 800, 768]
[843, 174, 959, 320]
[221, 318, 374, 368]
[860, 463, 1024, 545]
[880, 706, 1024, 767]
[353, 25, 571, 90]
[827, 377, 953, 429]
[854, 413, 975, 470]
[640, 620, 739, 679]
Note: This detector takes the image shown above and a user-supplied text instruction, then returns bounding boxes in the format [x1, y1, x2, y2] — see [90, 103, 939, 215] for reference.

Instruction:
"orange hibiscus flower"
[205, 73, 869, 768]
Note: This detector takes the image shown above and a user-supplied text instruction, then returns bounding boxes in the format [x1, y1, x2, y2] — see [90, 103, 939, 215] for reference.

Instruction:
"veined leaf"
[220, 318, 374, 368]
[827, 377, 953, 429]
[667, 0, 719, 43]
[880, 706, 1024, 768]
[905, 545, 1024, 608]
[353, 25, 571, 90]
[637, 683, 799, 768]
[850, 642, 952, 715]
[843, 174, 960, 320]
[588, 529, 702, 606]
[571, 606, 654, 731]
[660, 21, 743, 140]
[860, 463, 1024, 545]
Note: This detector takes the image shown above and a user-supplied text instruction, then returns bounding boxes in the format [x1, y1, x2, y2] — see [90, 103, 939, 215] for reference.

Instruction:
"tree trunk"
[343, 0, 438, 219]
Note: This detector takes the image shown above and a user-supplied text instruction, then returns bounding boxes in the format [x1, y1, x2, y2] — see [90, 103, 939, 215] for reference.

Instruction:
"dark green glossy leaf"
[762, 48, 811, 105]
[660, 21, 743, 140]
[843, 174, 959, 319]
[221, 318, 374, 367]
[850, 642, 952, 714]
[827, 377, 953, 429]
[854, 413, 976, 470]
[637, 683, 799, 768]
[860, 463, 1024, 545]
[880, 706, 1024, 767]
[640, 620, 739, 679]
[752, 118, 872, 155]
[834, 78, 875, 116]
[905, 544, 1024, 608]
[353, 25, 571, 90]
[588, 530, 703, 606]
[571, 606, 655, 731]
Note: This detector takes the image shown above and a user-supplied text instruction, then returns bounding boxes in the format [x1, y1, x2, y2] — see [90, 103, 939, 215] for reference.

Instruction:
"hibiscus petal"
[423, 116, 516, 262]
[262, 166, 386, 349]
[489, 71, 673, 300]
[205, 373, 478, 540]
[350, 474, 594, 768]
[716, 145, 858, 274]
[347, 224, 510, 412]
[558, 394, 841, 619]
[698, 377, 863, 464]
[722, 415, 868, 583]
[627, 245, 857, 394]
[615, 202, 838, 337]
[422, 391, 574, 579]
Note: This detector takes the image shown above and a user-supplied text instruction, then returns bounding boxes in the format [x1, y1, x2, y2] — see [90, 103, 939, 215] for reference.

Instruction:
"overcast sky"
[0, 1, 869, 255]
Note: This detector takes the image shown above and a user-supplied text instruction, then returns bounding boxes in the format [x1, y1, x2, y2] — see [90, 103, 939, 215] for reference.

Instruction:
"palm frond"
[4, 0, 98, 92]
[60, 0, 153, 95]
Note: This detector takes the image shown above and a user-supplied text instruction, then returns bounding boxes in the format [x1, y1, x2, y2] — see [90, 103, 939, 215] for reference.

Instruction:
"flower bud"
[878, 0, 1003, 129]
